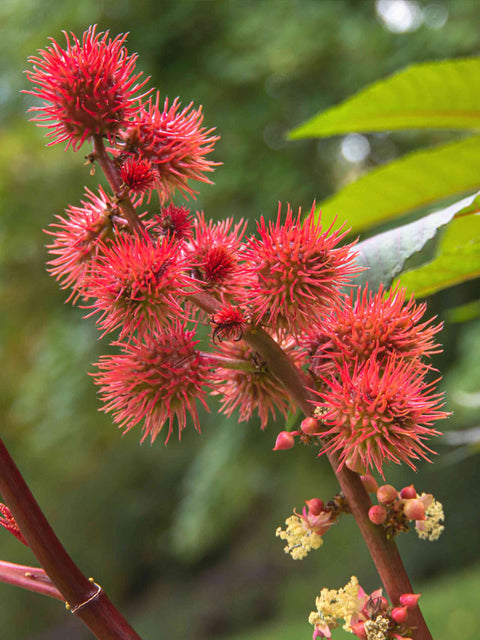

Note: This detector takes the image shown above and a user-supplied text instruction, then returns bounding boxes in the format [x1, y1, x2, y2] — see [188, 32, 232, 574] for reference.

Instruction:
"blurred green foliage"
[1, 1, 480, 638]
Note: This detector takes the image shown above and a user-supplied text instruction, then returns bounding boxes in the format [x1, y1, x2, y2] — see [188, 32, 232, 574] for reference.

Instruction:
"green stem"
[0, 438, 144, 640]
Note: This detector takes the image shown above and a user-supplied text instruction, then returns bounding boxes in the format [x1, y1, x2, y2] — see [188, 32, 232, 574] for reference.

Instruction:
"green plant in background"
[0, 23, 478, 640]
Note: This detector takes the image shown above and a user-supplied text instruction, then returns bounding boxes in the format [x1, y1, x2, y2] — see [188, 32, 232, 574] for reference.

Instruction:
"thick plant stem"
[0, 438, 143, 640]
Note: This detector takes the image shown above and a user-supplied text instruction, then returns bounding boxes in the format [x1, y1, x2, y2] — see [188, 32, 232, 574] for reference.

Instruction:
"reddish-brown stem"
[92, 136, 145, 234]
[0, 560, 63, 600]
[0, 438, 143, 640]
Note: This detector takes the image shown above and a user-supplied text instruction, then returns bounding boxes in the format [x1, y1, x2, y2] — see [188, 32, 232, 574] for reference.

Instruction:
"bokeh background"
[1, 0, 480, 638]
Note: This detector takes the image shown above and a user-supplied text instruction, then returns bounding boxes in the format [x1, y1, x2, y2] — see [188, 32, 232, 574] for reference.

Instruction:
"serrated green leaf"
[290, 58, 480, 139]
[353, 196, 477, 292]
[395, 211, 480, 298]
[317, 136, 480, 233]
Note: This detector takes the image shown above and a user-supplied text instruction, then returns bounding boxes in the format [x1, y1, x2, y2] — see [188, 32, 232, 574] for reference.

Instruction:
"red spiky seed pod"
[85, 231, 193, 339]
[26, 26, 150, 150]
[305, 284, 442, 376]
[315, 356, 448, 476]
[211, 303, 247, 343]
[152, 204, 194, 242]
[45, 186, 115, 302]
[93, 322, 211, 442]
[244, 202, 360, 335]
[189, 212, 249, 298]
[119, 156, 159, 199]
[211, 336, 300, 430]
[116, 92, 219, 202]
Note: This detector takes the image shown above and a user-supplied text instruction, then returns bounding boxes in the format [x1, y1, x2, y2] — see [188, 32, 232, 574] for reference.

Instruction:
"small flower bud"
[350, 621, 367, 639]
[301, 417, 320, 435]
[368, 505, 387, 525]
[377, 484, 398, 504]
[345, 451, 367, 474]
[391, 605, 409, 624]
[305, 498, 324, 515]
[399, 592, 421, 608]
[403, 498, 426, 521]
[361, 473, 378, 493]
[273, 431, 295, 451]
[400, 484, 417, 499]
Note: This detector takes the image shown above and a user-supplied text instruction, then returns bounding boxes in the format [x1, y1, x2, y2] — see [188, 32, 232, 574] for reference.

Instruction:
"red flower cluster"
[29, 26, 448, 469]
[26, 26, 149, 150]
[305, 286, 448, 476]
[244, 203, 360, 334]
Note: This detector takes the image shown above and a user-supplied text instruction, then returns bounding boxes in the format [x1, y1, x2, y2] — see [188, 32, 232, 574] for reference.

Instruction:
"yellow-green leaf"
[290, 58, 480, 139]
[318, 136, 480, 233]
[396, 209, 480, 298]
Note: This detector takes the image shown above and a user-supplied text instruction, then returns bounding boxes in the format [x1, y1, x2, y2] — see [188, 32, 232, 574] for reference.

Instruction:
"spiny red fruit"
[189, 212, 248, 298]
[152, 205, 193, 242]
[211, 303, 247, 343]
[211, 336, 300, 429]
[117, 92, 219, 202]
[45, 186, 115, 301]
[315, 356, 448, 476]
[244, 203, 360, 334]
[85, 231, 192, 339]
[93, 322, 211, 442]
[26, 26, 149, 149]
[305, 284, 442, 376]
[119, 156, 159, 199]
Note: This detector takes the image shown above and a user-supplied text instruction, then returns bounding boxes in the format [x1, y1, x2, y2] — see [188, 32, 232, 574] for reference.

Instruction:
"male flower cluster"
[276, 498, 342, 560]
[362, 479, 445, 541]
[308, 576, 422, 640]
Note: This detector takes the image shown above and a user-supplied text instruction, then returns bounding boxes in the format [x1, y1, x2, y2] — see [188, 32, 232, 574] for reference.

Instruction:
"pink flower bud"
[377, 484, 398, 504]
[400, 484, 417, 499]
[350, 621, 367, 639]
[301, 417, 320, 435]
[391, 605, 408, 624]
[368, 504, 387, 525]
[360, 473, 378, 493]
[273, 431, 295, 451]
[345, 451, 366, 474]
[305, 498, 324, 515]
[399, 592, 421, 608]
[403, 499, 425, 521]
